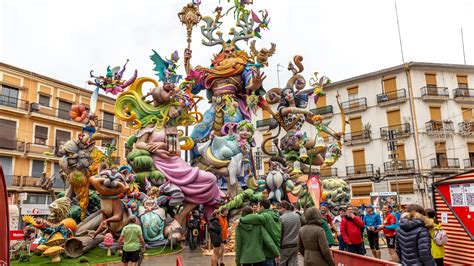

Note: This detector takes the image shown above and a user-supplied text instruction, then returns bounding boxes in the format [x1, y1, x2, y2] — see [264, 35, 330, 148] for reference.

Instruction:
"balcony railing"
[344, 130, 371, 145]
[256, 118, 276, 128]
[425, 120, 455, 135]
[380, 123, 411, 140]
[97, 120, 122, 132]
[346, 164, 374, 178]
[430, 158, 460, 169]
[25, 142, 57, 156]
[311, 105, 333, 116]
[376, 89, 407, 105]
[0, 95, 29, 111]
[420, 86, 449, 98]
[319, 167, 338, 177]
[459, 121, 474, 136]
[30, 104, 72, 121]
[11, 176, 42, 188]
[341, 98, 367, 113]
[0, 138, 25, 152]
[5, 175, 21, 186]
[383, 159, 415, 173]
[453, 88, 474, 99]
[464, 158, 474, 169]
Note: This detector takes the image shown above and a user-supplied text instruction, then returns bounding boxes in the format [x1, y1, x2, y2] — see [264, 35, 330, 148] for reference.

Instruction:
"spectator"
[278, 200, 301, 266]
[240, 199, 281, 266]
[378, 204, 398, 262]
[340, 206, 365, 255]
[199, 213, 207, 245]
[250, 202, 259, 214]
[218, 208, 230, 266]
[186, 214, 199, 251]
[298, 207, 335, 266]
[118, 215, 145, 266]
[426, 209, 445, 266]
[320, 203, 335, 247]
[363, 205, 381, 258]
[333, 207, 346, 251]
[396, 204, 435, 266]
[209, 212, 222, 266]
[236, 206, 279, 266]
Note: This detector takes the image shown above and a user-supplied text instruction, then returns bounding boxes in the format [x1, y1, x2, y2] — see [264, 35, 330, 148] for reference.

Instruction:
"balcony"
[341, 98, 367, 114]
[425, 120, 454, 137]
[430, 158, 460, 174]
[380, 123, 411, 140]
[458, 121, 474, 136]
[464, 158, 474, 169]
[25, 142, 58, 158]
[4, 175, 22, 187]
[453, 88, 474, 103]
[0, 95, 29, 112]
[97, 120, 122, 133]
[0, 138, 26, 154]
[383, 159, 416, 175]
[376, 89, 407, 107]
[346, 164, 374, 179]
[420, 86, 449, 101]
[318, 167, 338, 178]
[310, 105, 333, 117]
[29, 104, 82, 127]
[256, 118, 276, 128]
[11, 176, 42, 188]
[344, 130, 371, 145]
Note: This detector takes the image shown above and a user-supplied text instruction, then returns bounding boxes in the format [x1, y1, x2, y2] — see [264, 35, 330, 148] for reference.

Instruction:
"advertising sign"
[9, 230, 24, 241]
[370, 192, 398, 210]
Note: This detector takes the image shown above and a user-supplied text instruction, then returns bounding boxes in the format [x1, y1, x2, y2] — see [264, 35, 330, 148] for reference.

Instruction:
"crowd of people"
[115, 199, 449, 266]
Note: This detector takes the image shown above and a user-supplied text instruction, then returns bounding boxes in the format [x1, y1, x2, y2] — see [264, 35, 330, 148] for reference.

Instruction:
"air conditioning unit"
[30, 102, 40, 111]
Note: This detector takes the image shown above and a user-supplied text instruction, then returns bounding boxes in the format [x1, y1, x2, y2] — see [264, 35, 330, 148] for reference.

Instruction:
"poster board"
[370, 192, 398, 210]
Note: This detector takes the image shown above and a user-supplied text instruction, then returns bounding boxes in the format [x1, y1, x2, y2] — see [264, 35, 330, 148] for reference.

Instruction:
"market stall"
[433, 170, 474, 265]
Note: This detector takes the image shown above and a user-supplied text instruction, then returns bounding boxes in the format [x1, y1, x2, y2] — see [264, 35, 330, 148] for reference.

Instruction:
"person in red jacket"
[378, 204, 399, 262]
[340, 206, 365, 255]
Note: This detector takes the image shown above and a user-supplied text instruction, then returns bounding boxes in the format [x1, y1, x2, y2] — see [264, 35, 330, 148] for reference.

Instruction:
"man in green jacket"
[236, 206, 280, 265]
[240, 199, 281, 266]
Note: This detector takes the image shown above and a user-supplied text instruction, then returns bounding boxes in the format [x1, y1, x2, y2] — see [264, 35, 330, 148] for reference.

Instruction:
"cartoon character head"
[237, 120, 255, 141]
[89, 162, 130, 196]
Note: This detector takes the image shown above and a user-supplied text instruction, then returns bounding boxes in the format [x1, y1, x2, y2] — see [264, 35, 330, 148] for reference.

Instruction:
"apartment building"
[254, 62, 474, 208]
[0, 62, 134, 217]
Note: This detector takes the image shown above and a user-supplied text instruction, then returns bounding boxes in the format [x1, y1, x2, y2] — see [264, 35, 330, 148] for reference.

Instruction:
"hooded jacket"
[396, 212, 435, 266]
[340, 215, 365, 245]
[298, 207, 335, 266]
[235, 220, 280, 265]
[209, 217, 222, 246]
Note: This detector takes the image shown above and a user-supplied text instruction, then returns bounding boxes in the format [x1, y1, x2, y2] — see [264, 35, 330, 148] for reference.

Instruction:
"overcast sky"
[1, 0, 473, 99]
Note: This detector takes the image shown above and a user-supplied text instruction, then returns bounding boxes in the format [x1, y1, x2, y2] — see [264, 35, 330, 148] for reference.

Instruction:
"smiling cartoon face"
[89, 163, 130, 196]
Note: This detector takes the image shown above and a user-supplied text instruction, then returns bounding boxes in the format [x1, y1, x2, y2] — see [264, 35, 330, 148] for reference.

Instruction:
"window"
[34, 125, 48, 145]
[347, 86, 359, 101]
[0, 156, 13, 185]
[0, 118, 17, 149]
[0, 85, 19, 108]
[102, 138, 114, 147]
[38, 94, 50, 107]
[457, 75, 468, 89]
[390, 180, 414, 194]
[352, 149, 366, 174]
[102, 112, 115, 130]
[55, 130, 71, 148]
[25, 194, 47, 204]
[31, 160, 44, 178]
[349, 116, 363, 138]
[425, 73, 437, 87]
[429, 106, 442, 121]
[468, 143, 474, 166]
[351, 183, 373, 197]
[435, 141, 447, 167]
[58, 100, 72, 120]
[462, 107, 473, 121]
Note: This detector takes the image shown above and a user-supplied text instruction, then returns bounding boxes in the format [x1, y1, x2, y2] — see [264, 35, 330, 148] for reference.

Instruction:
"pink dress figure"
[136, 122, 222, 225]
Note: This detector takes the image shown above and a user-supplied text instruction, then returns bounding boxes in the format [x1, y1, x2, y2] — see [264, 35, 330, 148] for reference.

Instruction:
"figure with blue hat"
[363, 204, 382, 258]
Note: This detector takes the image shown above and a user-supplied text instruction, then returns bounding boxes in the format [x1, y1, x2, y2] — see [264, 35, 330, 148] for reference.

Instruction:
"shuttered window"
[390, 180, 414, 194]
[352, 149, 366, 174]
[0, 119, 16, 150]
[351, 183, 373, 197]
[31, 160, 44, 178]
[316, 95, 327, 108]
[58, 100, 72, 120]
[34, 125, 48, 145]
[347, 86, 359, 101]
[387, 109, 402, 126]
[262, 109, 271, 120]
[349, 117, 363, 133]
[425, 73, 437, 87]
[429, 106, 442, 121]
[457, 75, 468, 88]
[263, 132, 273, 152]
[468, 143, 474, 153]
[396, 144, 406, 161]
[55, 130, 71, 147]
[462, 107, 473, 121]
[383, 77, 397, 93]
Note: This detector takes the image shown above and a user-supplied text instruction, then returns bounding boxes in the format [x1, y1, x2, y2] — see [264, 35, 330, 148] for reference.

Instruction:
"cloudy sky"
[1, 0, 473, 98]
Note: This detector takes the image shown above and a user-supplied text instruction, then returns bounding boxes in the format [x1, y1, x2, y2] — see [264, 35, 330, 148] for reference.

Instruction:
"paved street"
[110, 245, 394, 265]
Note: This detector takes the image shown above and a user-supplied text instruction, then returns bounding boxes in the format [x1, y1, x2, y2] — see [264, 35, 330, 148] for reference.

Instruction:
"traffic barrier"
[176, 255, 183, 266]
[331, 249, 398, 266]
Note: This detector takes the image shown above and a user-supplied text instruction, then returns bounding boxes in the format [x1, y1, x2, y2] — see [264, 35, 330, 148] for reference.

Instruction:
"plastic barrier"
[0, 166, 9, 266]
[331, 249, 399, 266]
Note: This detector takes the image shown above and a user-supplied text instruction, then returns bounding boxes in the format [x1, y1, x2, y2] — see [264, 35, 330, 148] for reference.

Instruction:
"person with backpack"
[426, 209, 446, 266]
[396, 204, 435, 266]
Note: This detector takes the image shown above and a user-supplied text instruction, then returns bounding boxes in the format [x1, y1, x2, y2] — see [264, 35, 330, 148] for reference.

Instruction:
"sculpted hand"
[247, 69, 266, 93]
[147, 142, 167, 153]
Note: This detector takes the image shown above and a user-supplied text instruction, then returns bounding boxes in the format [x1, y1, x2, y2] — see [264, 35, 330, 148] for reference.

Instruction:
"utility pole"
[277, 63, 283, 88]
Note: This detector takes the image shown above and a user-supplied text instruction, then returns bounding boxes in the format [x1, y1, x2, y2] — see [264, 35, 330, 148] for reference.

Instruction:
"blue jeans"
[337, 235, 347, 251]
[261, 257, 276, 266]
